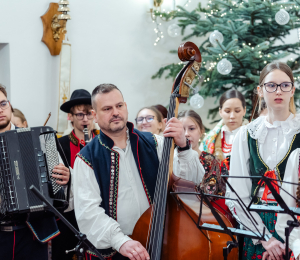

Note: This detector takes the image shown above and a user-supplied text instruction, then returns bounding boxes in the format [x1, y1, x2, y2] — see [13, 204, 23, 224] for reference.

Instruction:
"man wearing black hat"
[52, 89, 99, 260]
[58, 89, 99, 168]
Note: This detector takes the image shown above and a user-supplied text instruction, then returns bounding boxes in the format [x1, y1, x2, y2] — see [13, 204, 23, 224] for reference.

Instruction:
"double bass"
[131, 42, 238, 260]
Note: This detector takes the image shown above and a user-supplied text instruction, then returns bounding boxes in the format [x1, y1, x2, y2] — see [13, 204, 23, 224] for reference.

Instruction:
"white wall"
[0, 43, 11, 99]
[0, 0, 298, 131]
[0, 0, 213, 131]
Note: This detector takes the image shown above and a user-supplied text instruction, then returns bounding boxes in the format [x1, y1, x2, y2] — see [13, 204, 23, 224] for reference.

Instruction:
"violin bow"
[43, 112, 51, 126]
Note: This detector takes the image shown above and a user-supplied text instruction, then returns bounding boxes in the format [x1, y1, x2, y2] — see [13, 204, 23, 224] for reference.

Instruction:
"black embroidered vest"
[247, 131, 300, 203]
[77, 122, 159, 258]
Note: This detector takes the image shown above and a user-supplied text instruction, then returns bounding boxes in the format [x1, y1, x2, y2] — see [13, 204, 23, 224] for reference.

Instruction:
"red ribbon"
[222, 157, 230, 171]
[257, 170, 279, 202]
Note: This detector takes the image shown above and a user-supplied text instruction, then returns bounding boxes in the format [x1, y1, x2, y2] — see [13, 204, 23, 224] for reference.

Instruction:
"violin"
[131, 42, 238, 260]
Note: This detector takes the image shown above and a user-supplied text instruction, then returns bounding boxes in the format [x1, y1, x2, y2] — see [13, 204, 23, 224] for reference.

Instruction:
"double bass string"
[147, 94, 176, 259]
[147, 95, 175, 256]
[147, 98, 175, 256]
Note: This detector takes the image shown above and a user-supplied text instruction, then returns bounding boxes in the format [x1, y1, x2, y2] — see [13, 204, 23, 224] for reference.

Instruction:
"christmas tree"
[152, 0, 300, 121]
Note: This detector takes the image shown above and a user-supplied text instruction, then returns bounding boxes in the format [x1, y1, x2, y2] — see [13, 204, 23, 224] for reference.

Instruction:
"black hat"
[60, 89, 92, 113]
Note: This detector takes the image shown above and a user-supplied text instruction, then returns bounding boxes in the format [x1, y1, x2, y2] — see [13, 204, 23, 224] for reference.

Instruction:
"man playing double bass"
[72, 84, 203, 260]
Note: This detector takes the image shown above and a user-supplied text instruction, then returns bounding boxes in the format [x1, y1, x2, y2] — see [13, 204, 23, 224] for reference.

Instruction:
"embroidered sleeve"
[76, 153, 93, 169]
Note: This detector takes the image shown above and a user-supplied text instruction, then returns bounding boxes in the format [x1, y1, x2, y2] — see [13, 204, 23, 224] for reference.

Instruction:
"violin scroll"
[178, 42, 202, 63]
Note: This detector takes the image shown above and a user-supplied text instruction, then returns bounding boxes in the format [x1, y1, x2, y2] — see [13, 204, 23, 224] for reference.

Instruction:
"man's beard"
[103, 116, 126, 133]
[0, 118, 10, 130]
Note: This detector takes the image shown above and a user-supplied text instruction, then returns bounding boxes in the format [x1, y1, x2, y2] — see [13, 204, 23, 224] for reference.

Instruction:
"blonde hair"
[13, 108, 28, 127]
[259, 61, 296, 114]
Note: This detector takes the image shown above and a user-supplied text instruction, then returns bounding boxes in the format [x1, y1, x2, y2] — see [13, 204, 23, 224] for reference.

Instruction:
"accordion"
[0, 126, 65, 219]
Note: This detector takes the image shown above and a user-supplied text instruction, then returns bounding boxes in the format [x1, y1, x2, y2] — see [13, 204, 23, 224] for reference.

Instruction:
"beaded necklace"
[221, 134, 232, 154]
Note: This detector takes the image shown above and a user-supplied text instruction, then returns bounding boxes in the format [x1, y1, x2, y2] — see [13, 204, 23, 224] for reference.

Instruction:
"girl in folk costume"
[227, 61, 300, 260]
[174, 110, 228, 198]
[202, 89, 247, 166]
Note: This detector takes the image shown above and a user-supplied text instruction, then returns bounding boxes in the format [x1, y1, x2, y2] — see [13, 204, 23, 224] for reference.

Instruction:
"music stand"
[224, 174, 300, 260]
[170, 189, 268, 260]
[248, 175, 300, 260]
[30, 185, 105, 260]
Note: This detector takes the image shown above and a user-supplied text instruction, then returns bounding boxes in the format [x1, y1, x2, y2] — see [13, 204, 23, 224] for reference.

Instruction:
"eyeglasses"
[262, 82, 294, 93]
[0, 100, 10, 110]
[135, 115, 155, 124]
[74, 112, 93, 120]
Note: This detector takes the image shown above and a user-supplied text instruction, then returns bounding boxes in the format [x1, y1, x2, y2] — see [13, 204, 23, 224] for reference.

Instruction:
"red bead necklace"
[221, 135, 232, 154]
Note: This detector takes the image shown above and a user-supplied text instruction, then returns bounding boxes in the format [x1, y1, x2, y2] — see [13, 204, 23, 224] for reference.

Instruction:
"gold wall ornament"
[154, 0, 163, 7]
[51, 14, 62, 42]
[41, 2, 71, 56]
[41, 3, 64, 55]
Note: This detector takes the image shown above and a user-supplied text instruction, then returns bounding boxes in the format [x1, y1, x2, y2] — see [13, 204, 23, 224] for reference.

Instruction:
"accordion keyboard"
[0, 136, 16, 215]
[44, 133, 62, 195]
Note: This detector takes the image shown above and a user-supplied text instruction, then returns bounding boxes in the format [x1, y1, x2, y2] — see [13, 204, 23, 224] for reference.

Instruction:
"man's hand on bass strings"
[52, 163, 70, 185]
[119, 240, 150, 260]
[163, 117, 186, 148]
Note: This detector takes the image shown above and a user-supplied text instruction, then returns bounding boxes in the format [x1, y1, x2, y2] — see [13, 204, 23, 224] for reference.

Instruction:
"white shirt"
[9, 122, 15, 130]
[173, 149, 205, 184]
[221, 125, 241, 158]
[73, 134, 199, 251]
[227, 113, 300, 257]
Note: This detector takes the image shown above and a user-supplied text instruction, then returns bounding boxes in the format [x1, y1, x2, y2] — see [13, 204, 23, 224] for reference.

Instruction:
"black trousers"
[52, 210, 79, 260]
[0, 227, 48, 260]
[87, 252, 128, 260]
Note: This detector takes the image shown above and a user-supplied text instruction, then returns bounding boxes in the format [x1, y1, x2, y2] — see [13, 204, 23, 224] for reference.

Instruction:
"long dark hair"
[219, 89, 246, 109]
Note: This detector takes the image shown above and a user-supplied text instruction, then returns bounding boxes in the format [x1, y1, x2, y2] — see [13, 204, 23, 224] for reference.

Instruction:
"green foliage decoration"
[152, 0, 300, 122]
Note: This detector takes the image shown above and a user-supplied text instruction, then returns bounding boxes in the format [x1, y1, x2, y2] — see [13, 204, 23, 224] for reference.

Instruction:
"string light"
[150, 0, 194, 46]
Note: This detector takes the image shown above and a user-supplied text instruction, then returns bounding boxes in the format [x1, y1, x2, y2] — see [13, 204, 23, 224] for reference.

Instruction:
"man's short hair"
[91, 84, 123, 110]
[69, 104, 93, 115]
[0, 84, 8, 98]
[0, 84, 13, 112]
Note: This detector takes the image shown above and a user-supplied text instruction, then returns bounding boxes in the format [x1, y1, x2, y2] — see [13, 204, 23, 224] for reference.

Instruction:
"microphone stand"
[29, 185, 105, 260]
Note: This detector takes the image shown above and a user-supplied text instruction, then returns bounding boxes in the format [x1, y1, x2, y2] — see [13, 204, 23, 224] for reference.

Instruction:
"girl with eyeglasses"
[227, 62, 300, 260]
[135, 106, 163, 135]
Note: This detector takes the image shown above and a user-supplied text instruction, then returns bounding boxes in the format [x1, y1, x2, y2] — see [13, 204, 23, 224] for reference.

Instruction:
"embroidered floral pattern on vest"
[68, 131, 79, 146]
[153, 134, 158, 149]
[198, 151, 227, 197]
[109, 151, 119, 220]
[98, 135, 120, 220]
[77, 154, 93, 169]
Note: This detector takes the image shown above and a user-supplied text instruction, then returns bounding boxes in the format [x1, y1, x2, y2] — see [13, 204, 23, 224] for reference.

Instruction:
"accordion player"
[0, 126, 69, 219]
